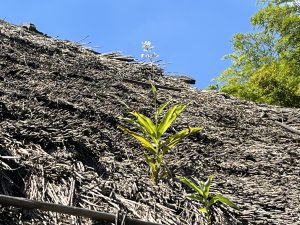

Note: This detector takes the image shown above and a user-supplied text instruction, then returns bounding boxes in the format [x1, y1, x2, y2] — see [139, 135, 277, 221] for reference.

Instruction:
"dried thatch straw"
[0, 20, 299, 225]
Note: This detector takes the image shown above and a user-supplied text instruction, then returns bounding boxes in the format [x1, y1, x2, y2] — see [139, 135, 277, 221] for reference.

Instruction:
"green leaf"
[162, 127, 202, 152]
[203, 175, 213, 199]
[189, 127, 203, 133]
[162, 128, 189, 152]
[120, 117, 147, 134]
[144, 152, 158, 182]
[198, 208, 208, 214]
[151, 84, 157, 97]
[144, 152, 156, 170]
[178, 176, 204, 196]
[144, 152, 154, 163]
[208, 194, 239, 210]
[157, 100, 171, 116]
[118, 126, 157, 155]
[186, 194, 204, 203]
[214, 1, 300, 108]
[158, 104, 187, 138]
[130, 112, 157, 138]
[196, 180, 205, 193]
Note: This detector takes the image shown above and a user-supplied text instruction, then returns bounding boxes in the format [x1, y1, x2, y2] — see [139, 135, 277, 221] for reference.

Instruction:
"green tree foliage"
[215, 0, 300, 107]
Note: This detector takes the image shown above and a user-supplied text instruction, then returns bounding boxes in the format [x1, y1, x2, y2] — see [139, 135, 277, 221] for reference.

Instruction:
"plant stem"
[207, 208, 212, 225]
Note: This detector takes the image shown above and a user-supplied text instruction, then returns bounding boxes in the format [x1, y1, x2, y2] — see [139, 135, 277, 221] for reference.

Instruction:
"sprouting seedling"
[141, 41, 159, 80]
[118, 85, 202, 185]
[179, 176, 239, 225]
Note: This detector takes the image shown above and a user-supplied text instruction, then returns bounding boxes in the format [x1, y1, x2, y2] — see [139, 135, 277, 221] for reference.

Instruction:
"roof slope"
[0, 20, 299, 225]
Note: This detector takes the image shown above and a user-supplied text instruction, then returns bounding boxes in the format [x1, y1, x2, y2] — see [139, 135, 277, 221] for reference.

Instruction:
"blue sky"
[1, 1, 259, 89]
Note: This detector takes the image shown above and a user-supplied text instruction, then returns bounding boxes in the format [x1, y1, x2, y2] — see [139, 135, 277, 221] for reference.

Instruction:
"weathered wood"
[0, 195, 162, 225]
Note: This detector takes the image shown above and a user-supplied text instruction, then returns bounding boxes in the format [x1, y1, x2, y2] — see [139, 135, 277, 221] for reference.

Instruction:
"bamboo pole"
[0, 194, 163, 225]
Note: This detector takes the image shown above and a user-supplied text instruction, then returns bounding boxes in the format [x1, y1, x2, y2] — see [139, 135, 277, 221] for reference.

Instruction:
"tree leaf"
[214, 1, 300, 107]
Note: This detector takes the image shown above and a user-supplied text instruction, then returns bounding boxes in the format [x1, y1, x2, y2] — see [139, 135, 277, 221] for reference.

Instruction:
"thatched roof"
[0, 20, 299, 225]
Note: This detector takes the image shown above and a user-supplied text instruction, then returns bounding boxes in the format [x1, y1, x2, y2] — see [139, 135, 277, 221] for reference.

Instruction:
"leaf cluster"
[179, 176, 239, 225]
[215, 0, 300, 107]
[119, 85, 202, 184]
[119, 85, 239, 224]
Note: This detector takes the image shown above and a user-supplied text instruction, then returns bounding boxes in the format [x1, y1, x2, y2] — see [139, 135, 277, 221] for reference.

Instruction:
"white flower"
[142, 41, 154, 51]
[141, 40, 159, 64]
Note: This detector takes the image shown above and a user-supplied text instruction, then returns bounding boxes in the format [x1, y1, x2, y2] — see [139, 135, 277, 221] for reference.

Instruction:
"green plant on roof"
[179, 175, 239, 225]
[118, 84, 202, 185]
